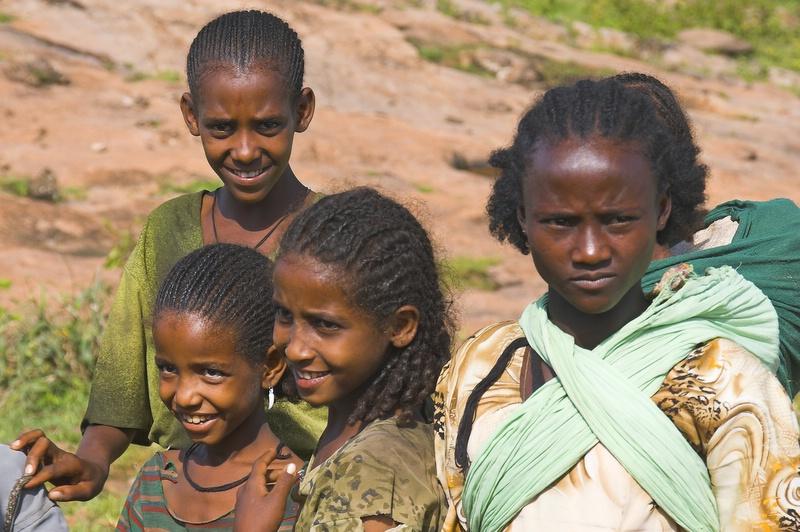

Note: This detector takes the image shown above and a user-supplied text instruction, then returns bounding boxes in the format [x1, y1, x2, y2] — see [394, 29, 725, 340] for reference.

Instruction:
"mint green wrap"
[462, 266, 779, 532]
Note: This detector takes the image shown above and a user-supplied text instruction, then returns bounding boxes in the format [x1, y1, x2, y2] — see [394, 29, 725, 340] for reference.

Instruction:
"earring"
[268, 387, 275, 409]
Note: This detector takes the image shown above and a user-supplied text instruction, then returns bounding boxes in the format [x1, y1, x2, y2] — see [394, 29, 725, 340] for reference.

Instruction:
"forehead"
[194, 64, 292, 114]
[522, 136, 658, 211]
[274, 254, 348, 301]
[153, 312, 238, 359]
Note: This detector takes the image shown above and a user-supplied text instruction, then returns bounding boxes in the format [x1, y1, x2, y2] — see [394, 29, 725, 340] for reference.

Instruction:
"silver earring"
[268, 387, 275, 409]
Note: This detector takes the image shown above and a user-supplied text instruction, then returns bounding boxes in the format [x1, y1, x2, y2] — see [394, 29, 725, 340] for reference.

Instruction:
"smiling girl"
[117, 244, 300, 531]
[434, 79, 800, 531]
[12, 10, 325, 502]
[235, 187, 452, 531]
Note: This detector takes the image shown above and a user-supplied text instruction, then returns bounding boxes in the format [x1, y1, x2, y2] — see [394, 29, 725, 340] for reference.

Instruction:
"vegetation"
[0, 283, 152, 529]
[125, 69, 182, 84]
[0, 175, 30, 197]
[500, 0, 800, 72]
[444, 255, 501, 291]
[0, 11, 14, 24]
[408, 39, 495, 77]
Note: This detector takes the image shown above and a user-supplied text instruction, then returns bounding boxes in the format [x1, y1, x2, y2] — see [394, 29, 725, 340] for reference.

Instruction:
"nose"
[174, 376, 203, 410]
[283, 324, 315, 365]
[571, 224, 611, 266]
[232, 130, 258, 165]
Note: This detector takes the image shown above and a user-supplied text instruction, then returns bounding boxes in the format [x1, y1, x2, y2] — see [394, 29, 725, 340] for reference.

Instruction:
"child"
[435, 79, 800, 531]
[116, 243, 300, 530]
[235, 188, 452, 531]
[612, 72, 800, 399]
[10, 10, 325, 502]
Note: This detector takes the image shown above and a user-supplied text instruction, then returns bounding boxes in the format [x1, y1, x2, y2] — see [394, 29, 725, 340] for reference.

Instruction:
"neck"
[217, 168, 307, 231]
[652, 242, 672, 260]
[199, 408, 272, 465]
[546, 286, 650, 350]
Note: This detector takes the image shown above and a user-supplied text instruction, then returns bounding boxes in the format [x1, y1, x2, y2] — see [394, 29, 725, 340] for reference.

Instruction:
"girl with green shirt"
[11, 10, 326, 503]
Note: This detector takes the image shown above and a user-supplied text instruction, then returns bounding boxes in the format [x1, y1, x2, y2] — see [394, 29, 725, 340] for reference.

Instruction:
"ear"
[180, 92, 201, 137]
[516, 206, 528, 237]
[656, 190, 672, 231]
[262, 345, 287, 389]
[387, 305, 420, 349]
[294, 87, 315, 133]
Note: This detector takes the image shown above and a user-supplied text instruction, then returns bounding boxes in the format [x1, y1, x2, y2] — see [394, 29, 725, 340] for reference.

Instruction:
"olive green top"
[83, 190, 327, 457]
[296, 418, 446, 531]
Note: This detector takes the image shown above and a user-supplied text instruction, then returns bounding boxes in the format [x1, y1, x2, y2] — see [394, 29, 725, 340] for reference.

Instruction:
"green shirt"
[83, 191, 327, 457]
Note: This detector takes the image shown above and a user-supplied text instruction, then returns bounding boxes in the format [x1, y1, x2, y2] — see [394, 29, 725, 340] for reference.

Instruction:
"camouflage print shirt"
[295, 417, 445, 531]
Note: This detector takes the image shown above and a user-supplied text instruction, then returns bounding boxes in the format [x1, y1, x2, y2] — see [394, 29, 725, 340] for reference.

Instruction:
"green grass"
[125, 69, 181, 84]
[0, 11, 14, 23]
[527, 53, 616, 88]
[444, 256, 501, 291]
[500, 0, 800, 72]
[0, 175, 29, 197]
[408, 39, 495, 77]
[0, 278, 11, 289]
[414, 182, 435, 194]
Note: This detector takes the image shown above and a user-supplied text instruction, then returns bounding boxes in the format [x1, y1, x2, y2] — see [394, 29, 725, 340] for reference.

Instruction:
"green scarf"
[644, 198, 800, 395]
[462, 266, 778, 532]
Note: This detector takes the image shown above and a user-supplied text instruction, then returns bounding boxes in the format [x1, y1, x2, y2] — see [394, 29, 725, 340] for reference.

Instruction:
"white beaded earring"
[268, 387, 275, 409]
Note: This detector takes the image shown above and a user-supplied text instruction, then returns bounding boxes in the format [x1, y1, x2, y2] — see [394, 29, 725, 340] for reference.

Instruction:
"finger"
[48, 481, 95, 502]
[268, 463, 298, 500]
[9, 429, 46, 451]
[24, 463, 66, 489]
[17, 436, 54, 481]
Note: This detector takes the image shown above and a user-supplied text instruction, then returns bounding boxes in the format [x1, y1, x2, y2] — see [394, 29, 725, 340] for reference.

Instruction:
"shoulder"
[304, 421, 442, 528]
[435, 321, 526, 415]
[142, 191, 205, 236]
[438, 321, 524, 388]
[654, 338, 798, 453]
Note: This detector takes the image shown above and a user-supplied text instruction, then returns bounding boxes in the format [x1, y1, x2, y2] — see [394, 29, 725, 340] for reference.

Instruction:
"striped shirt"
[117, 452, 297, 531]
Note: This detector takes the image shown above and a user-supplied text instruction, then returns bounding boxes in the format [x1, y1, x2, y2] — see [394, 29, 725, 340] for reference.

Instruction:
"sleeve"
[0, 445, 68, 532]
[115, 464, 147, 532]
[83, 228, 153, 445]
[654, 338, 800, 530]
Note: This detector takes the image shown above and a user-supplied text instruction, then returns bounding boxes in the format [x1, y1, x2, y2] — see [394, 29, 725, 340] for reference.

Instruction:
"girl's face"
[272, 253, 412, 409]
[180, 65, 314, 205]
[518, 136, 671, 318]
[153, 312, 277, 447]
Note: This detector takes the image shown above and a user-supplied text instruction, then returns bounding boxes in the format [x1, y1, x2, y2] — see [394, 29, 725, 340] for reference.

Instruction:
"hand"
[9, 429, 108, 501]
[234, 448, 299, 532]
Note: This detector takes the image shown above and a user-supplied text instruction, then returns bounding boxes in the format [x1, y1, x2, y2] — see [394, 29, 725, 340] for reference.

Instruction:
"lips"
[569, 273, 616, 290]
[291, 367, 330, 394]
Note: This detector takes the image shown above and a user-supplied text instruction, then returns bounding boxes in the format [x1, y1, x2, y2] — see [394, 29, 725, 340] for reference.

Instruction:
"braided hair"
[154, 243, 275, 367]
[277, 187, 456, 425]
[187, 10, 304, 100]
[486, 77, 707, 251]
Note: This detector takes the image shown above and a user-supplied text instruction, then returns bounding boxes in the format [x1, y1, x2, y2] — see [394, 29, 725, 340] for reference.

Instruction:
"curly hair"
[276, 187, 456, 425]
[187, 10, 304, 100]
[486, 77, 707, 251]
[154, 243, 275, 367]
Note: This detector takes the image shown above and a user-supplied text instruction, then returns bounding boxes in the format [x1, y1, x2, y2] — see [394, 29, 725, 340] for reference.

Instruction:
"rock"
[4, 58, 70, 88]
[768, 66, 800, 90]
[450, 152, 498, 178]
[27, 168, 60, 202]
[90, 142, 108, 153]
[677, 28, 753, 56]
[661, 43, 738, 79]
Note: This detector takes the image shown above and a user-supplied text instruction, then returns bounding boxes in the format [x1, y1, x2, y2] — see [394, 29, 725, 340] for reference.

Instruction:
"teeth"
[296, 369, 329, 380]
[232, 168, 265, 178]
[181, 414, 214, 425]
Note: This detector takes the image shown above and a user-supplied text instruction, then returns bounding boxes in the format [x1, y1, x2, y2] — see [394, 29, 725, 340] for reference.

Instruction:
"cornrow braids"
[154, 243, 275, 367]
[277, 187, 456, 426]
[487, 78, 707, 252]
[187, 10, 304, 100]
